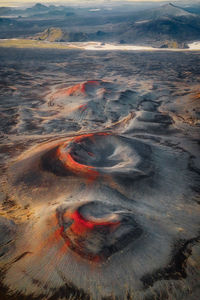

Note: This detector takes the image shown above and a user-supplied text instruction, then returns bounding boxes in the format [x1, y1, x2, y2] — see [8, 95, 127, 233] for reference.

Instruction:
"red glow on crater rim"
[50, 80, 101, 99]
[56, 201, 142, 262]
[64, 210, 120, 236]
[56, 132, 110, 181]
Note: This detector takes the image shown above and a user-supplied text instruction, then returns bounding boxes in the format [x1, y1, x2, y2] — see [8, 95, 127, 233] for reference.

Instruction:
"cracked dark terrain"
[0, 48, 200, 300]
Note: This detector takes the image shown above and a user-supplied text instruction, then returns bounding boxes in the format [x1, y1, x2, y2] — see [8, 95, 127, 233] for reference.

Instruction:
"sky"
[0, 0, 199, 7]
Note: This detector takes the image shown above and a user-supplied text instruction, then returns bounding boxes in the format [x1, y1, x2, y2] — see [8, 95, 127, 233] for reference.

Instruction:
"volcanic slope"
[0, 49, 199, 300]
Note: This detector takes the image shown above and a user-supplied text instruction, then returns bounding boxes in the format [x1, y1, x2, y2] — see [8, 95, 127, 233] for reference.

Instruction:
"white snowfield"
[83, 42, 156, 51]
[81, 42, 200, 51]
[188, 41, 200, 50]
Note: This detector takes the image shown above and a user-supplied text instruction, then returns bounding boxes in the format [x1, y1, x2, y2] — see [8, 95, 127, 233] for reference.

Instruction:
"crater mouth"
[47, 80, 113, 106]
[57, 201, 143, 261]
[42, 132, 152, 180]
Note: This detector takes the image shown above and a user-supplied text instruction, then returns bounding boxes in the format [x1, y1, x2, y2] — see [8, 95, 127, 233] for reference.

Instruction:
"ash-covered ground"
[0, 48, 200, 300]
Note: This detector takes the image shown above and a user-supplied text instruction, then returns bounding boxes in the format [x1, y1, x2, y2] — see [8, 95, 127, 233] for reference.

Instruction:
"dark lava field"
[0, 48, 200, 300]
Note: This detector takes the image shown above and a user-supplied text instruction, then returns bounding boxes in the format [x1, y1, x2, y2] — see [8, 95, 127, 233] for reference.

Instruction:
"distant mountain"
[113, 3, 200, 47]
[117, 18, 199, 47]
[32, 27, 64, 42]
[0, 7, 12, 15]
[31, 27, 88, 42]
[140, 3, 195, 19]
[26, 3, 49, 12]
[131, 3, 193, 20]
[1, 2, 200, 47]
[0, 3, 50, 17]
[0, 3, 75, 18]
[183, 3, 200, 15]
